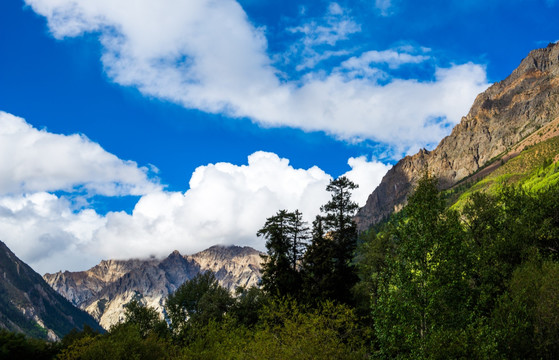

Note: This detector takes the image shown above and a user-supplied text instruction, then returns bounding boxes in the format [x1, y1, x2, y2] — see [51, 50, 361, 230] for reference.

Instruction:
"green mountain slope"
[448, 134, 559, 208]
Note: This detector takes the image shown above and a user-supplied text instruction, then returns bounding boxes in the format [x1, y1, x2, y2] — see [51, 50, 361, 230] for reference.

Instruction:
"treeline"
[362, 175, 559, 359]
[2, 175, 559, 359]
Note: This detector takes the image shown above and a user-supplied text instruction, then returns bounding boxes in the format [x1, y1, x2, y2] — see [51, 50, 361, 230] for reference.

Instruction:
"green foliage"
[450, 136, 559, 209]
[177, 319, 250, 359]
[258, 209, 309, 297]
[56, 323, 177, 360]
[122, 300, 168, 339]
[229, 286, 268, 327]
[165, 271, 233, 343]
[374, 174, 473, 358]
[0, 330, 57, 360]
[354, 227, 391, 322]
[245, 299, 368, 359]
[493, 257, 559, 359]
[363, 174, 559, 359]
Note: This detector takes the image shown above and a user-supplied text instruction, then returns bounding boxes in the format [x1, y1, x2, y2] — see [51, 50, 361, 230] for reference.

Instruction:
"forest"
[2, 174, 559, 359]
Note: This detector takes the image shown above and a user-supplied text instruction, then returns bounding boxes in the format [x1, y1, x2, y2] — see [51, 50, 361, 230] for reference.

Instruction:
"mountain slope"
[448, 134, 559, 208]
[356, 42, 559, 231]
[0, 240, 101, 341]
[44, 245, 263, 329]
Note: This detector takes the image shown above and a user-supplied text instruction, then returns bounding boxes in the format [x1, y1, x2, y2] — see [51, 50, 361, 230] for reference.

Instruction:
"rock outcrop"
[356, 42, 559, 231]
[44, 245, 263, 329]
[0, 240, 101, 340]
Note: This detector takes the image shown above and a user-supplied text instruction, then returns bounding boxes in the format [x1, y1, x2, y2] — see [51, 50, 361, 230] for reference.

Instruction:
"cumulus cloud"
[0, 111, 160, 196]
[0, 125, 390, 274]
[90, 152, 333, 260]
[341, 156, 392, 206]
[25, 0, 490, 155]
[0, 192, 105, 272]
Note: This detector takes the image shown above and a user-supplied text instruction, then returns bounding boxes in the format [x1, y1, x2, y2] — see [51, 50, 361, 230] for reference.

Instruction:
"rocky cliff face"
[356, 42, 559, 231]
[0, 240, 101, 340]
[43, 245, 263, 329]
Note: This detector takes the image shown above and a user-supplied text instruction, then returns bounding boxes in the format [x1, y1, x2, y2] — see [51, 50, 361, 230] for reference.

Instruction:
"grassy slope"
[446, 135, 559, 209]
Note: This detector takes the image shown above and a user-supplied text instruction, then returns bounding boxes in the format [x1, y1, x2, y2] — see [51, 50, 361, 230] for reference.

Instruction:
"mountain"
[0, 240, 101, 341]
[356, 42, 559, 231]
[44, 245, 263, 329]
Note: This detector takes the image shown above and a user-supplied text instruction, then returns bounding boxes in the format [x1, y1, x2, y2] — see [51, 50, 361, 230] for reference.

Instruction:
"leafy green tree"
[353, 227, 391, 320]
[258, 209, 309, 297]
[56, 323, 175, 360]
[493, 257, 559, 359]
[374, 174, 473, 358]
[122, 300, 168, 339]
[165, 272, 233, 342]
[0, 330, 57, 360]
[530, 184, 559, 258]
[229, 286, 268, 327]
[246, 298, 368, 359]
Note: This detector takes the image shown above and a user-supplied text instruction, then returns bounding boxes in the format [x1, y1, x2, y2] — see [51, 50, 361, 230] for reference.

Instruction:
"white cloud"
[288, 3, 361, 48]
[25, 0, 490, 154]
[0, 192, 105, 272]
[0, 111, 160, 196]
[0, 128, 390, 274]
[342, 156, 392, 206]
[375, 0, 396, 16]
[90, 152, 333, 261]
[284, 3, 360, 71]
[340, 49, 430, 71]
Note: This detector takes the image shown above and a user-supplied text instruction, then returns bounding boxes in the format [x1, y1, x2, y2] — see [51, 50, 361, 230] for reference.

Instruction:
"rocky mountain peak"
[356, 42, 559, 231]
[44, 245, 263, 329]
[514, 42, 559, 76]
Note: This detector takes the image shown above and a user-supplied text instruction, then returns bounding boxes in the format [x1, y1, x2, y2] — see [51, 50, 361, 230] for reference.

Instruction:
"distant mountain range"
[44, 245, 263, 329]
[0, 240, 101, 340]
[356, 42, 559, 230]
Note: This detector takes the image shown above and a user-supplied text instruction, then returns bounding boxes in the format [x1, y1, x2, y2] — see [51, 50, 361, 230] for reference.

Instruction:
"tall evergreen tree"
[287, 210, 309, 272]
[303, 176, 359, 304]
[302, 215, 335, 301]
[258, 209, 309, 297]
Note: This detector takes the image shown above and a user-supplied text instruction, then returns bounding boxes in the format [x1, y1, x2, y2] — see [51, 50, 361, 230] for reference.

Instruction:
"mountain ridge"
[0, 240, 101, 340]
[43, 245, 263, 329]
[356, 42, 559, 231]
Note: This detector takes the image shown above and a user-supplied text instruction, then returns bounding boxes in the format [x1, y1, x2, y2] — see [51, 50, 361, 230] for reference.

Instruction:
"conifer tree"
[258, 209, 309, 297]
[303, 176, 359, 304]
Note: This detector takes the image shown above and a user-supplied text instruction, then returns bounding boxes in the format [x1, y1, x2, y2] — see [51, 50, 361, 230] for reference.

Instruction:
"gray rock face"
[43, 245, 263, 329]
[0, 240, 101, 340]
[356, 43, 559, 231]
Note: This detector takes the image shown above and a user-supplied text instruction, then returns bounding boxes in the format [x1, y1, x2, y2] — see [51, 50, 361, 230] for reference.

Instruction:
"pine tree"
[303, 176, 359, 304]
[258, 209, 309, 297]
[287, 210, 309, 272]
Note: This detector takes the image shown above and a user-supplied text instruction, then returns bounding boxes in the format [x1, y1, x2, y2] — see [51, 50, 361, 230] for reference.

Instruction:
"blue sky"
[0, 0, 557, 273]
